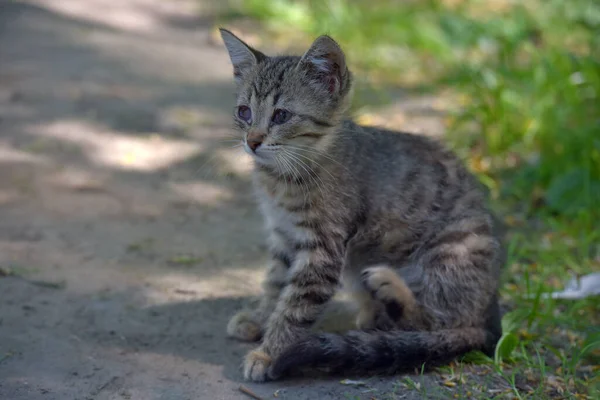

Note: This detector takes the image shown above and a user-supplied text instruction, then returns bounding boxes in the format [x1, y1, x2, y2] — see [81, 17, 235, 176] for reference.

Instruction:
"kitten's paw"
[361, 266, 397, 299]
[227, 311, 263, 342]
[361, 266, 405, 318]
[361, 266, 411, 321]
[243, 349, 272, 382]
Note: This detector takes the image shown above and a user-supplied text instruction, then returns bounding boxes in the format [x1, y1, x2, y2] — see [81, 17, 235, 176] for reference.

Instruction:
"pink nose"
[247, 132, 264, 152]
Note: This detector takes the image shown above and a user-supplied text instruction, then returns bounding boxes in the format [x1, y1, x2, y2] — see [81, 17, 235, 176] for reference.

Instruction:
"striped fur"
[220, 29, 503, 382]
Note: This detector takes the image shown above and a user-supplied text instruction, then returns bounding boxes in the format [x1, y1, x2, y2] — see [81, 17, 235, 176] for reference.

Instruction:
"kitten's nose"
[247, 131, 264, 152]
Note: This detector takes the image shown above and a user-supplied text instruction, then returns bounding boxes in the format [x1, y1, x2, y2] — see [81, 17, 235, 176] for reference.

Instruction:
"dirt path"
[0, 1, 450, 399]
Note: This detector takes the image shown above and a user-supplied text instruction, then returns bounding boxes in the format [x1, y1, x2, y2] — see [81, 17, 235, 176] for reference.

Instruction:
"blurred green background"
[225, 0, 600, 223]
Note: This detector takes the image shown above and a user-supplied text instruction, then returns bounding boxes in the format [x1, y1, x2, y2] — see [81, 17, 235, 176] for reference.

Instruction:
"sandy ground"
[0, 1, 452, 399]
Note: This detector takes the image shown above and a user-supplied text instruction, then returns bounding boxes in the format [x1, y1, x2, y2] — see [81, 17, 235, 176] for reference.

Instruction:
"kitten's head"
[220, 29, 352, 168]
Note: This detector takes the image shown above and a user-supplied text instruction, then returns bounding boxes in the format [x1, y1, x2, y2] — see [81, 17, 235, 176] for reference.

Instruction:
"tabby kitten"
[220, 28, 503, 382]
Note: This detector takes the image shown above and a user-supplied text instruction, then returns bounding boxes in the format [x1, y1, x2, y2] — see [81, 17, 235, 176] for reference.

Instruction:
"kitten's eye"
[237, 105, 252, 123]
[272, 109, 292, 125]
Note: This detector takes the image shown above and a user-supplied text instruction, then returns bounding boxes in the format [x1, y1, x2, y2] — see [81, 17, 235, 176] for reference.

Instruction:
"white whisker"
[278, 150, 309, 203]
[281, 148, 327, 202]
[283, 148, 336, 191]
[284, 144, 352, 175]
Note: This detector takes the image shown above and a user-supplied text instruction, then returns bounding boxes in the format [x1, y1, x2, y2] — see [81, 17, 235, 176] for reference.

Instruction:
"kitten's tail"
[269, 327, 498, 379]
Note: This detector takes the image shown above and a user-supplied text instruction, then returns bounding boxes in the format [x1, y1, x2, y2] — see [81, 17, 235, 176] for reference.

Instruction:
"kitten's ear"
[219, 28, 265, 83]
[298, 35, 348, 95]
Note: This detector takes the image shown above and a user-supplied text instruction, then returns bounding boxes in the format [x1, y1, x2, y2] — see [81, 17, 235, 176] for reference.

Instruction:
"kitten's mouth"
[244, 143, 280, 165]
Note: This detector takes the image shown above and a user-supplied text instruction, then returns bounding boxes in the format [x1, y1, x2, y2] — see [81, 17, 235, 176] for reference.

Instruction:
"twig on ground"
[239, 385, 264, 400]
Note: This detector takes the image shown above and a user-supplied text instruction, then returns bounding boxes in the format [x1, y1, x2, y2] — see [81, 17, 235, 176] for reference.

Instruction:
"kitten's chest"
[257, 188, 323, 247]
[259, 197, 300, 231]
[255, 176, 309, 224]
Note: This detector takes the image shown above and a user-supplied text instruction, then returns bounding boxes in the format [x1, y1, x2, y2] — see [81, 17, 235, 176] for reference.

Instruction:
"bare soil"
[0, 1, 465, 399]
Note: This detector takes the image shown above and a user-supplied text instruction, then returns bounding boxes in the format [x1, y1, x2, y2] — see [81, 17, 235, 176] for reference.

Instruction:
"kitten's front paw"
[361, 265, 409, 323]
[227, 311, 263, 342]
[361, 266, 398, 302]
[243, 348, 272, 382]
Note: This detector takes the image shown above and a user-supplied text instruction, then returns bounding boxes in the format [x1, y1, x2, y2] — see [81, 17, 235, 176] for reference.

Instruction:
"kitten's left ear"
[298, 35, 349, 95]
[219, 28, 266, 84]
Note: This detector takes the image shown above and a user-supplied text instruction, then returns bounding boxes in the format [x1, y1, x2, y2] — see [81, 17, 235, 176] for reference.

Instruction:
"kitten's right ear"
[298, 35, 349, 96]
[219, 28, 265, 84]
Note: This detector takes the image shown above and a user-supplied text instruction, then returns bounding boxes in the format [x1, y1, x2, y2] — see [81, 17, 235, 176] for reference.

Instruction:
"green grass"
[220, 0, 599, 397]
[229, 0, 600, 221]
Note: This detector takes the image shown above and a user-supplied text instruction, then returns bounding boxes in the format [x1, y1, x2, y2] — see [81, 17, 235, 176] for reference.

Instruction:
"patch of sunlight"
[0, 140, 49, 164]
[356, 112, 380, 127]
[26, 120, 202, 172]
[33, 0, 235, 83]
[215, 147, 253, 177]
[159, 106, 228, 133]
[33, 0, 198, 34]
[143, 265, 265, 304]
[356, 110, 406, 129]
[48, 166, 108, 192]
[357, 94, 449, 137]
[0, 190, 23, 206]
[140, 263, 356, 308]
[186, 144, 251, 180]
[169, 181, 233, 205]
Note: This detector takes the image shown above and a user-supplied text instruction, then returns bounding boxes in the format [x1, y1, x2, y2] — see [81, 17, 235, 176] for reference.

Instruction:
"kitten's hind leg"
[354, 295, 395, 331]
[361, 265, 417, 323]
[346, 271, 397, 331]
[345, 266, 390, 330]
[353, 290, 384, 330]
